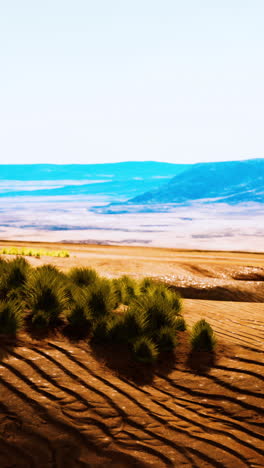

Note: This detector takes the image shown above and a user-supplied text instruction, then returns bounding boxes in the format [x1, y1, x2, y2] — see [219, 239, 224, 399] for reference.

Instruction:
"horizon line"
[0, 156, 263, 166]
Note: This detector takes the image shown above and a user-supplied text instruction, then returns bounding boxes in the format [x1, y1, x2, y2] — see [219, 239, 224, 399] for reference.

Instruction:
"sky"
[0, 1, 264, 165]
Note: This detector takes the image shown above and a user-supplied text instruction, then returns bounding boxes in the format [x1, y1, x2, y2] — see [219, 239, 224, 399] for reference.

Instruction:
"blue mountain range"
[0, 159, 263, 205]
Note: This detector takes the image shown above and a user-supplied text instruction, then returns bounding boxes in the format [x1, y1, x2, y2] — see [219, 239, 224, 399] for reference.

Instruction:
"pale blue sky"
[0, 1, 263, 164]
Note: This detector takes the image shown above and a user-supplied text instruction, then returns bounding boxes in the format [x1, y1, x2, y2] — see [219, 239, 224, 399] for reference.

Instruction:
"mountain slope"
[0, 162, 189, 199]
[131, 159, 264, 204]
[0, 161, 188, 181]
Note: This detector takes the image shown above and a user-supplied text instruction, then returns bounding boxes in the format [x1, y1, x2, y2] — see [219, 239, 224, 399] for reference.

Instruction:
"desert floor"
[0, 241, 263, 467]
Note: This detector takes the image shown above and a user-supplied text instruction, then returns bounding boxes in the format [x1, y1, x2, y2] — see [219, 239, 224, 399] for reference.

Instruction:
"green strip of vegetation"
[0, 257, 216, 363]
[0, 246, 70, 258]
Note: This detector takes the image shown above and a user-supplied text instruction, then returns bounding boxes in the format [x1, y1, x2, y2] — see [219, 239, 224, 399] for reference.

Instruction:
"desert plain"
[0, 240, 263, 467]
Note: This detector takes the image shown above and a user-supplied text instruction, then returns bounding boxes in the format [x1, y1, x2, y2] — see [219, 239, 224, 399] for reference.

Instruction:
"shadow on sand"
[186, 349, 216, 374]
[90, 341, 178, 386]
[0, 335, 19, 361]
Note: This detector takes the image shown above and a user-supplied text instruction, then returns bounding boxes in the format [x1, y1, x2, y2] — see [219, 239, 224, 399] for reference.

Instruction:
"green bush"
[6, 257, 30, 289]
[66, 287, 91, 329]
[68, 267, 98, 288]
[131, 292, 177, 335]
[111, 275, 141, 308]
[26, 269, 69, 328]
[139, 277, 156, 294]
[133, 336, 158, 363]
[0, 261, 187, 364]
[91, 314, 120, 342]
[31, 310, 51, 329]
[87, 279, 116, 319]
[190, 319, 216, 352]
[174, 316, 187, 331]
[0, 257, 8, 277]
[0, 257, 31, 301]
[0, 300, 24, 336]
[149, 284, 182, 315]
[0, 256, 8, 267]
[111, 278, 127, 307]
[118, 308, 148, 343]
[35, 264, 67, 283]
[154, 326, 178, 352]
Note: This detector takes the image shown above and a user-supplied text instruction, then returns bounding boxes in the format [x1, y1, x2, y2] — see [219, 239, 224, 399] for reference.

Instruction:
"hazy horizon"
[1, 156, 263, 166]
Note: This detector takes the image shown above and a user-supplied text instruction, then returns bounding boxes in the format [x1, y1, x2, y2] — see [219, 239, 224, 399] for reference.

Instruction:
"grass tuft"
[0, 300, 24, 336]
[174, 316, 187, 331]
[130, 291, 177, 335]
[91, 314, 120, 343]
[133, 336, 158, 363]
[66, 287, 91, 330]
[154, 326, 178, 352]
[26, 269, 69, 328]
[190, 319, 216, 352]
[87, 279, 116, 319]
[68, 267, 98, 288]
[0, 257, 31, 302]
[112, 275, 140, 306]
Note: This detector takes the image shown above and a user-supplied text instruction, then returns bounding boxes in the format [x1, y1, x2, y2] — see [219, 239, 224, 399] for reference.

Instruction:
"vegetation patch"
[0, 257, 216, 363]
[0, 300, 23, 336]
[190, 319, 216, 351]
[133, 336, 158, 363]
[0, 246, 70, 258]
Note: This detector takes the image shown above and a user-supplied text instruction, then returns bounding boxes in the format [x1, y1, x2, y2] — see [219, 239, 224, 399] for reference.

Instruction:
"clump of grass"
[117, 284, 182, 359]
[0, 246, 70, 258]
[139, 276, 157, 293]
[131, 291, 178, 336]
[0, 300, 24, 336]
[68, 267, 98, 288]
[0, 257, 8, 275]
[0, 259, 188, 365]
[111, 278, 127, 307]
[87, 279, 116, 319]
[56, 250, 70, 258]
[66, 287, 91, 330]
[91, 314, 120, 343]
[35, 264, 67, 282]
[174, 316, 187, 331]
[6, 257, 30, 289]
[155, 326, 178, 352]
[190, 319, 216, 352]
[149, 284, 182, 315]
[113, 275, 140, 305]
[26, 269, 69, 328]
[118, 308, 148, 343]
[133, 336, 158, 363]
[0, 257, 31, 301]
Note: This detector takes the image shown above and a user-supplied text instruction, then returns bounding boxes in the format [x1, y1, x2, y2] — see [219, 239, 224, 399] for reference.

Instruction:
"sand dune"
[0, 243, 263, 467]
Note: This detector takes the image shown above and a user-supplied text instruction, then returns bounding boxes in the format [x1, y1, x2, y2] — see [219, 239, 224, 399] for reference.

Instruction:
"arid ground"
[0, 241, 263, 467]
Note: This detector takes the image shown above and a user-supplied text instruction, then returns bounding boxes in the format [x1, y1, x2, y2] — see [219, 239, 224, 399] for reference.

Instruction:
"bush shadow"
[0, 335, 19, 360]
[62, 323, 91, 343]
[90, 340, 177, 386]
[186, 349, 216, 374]
[24, 315, 65, 341]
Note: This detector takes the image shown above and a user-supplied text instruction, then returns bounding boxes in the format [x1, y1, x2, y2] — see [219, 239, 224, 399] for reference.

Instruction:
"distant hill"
[2, 159, 263, 205]
[130, 159, 264, 205]
[0, 161, 188, 181]
[0, 161, 189, 199]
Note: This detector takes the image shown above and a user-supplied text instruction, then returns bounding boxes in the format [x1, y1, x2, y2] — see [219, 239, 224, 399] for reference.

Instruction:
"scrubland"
[0, 241, 263, 467]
